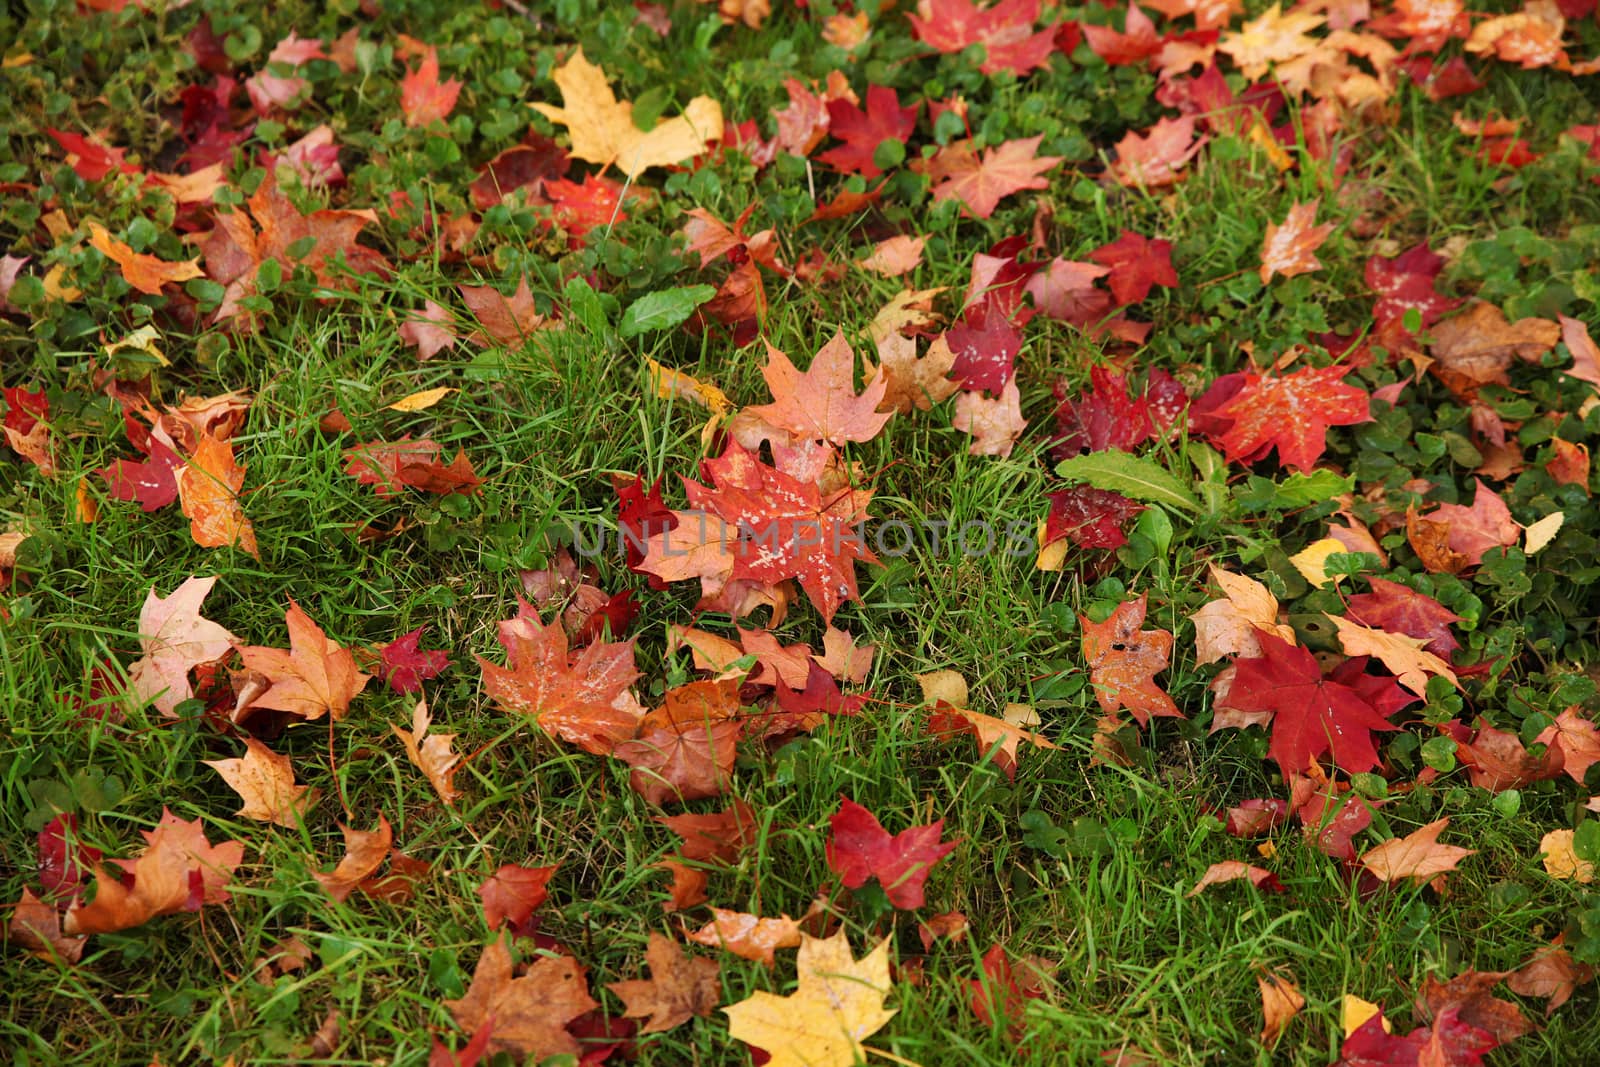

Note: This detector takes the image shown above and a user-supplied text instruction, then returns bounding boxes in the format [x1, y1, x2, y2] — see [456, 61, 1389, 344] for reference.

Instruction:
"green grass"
[6, 0, 1600, 1064]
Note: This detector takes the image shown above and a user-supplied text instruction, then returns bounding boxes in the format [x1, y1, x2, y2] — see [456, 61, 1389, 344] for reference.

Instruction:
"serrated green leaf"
[1054, 452, 1201, 514]
[619, 285, 717, 338]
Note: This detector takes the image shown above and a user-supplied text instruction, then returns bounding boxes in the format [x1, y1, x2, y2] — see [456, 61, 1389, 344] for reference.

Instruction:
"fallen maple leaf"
[1411, 478, 1521, 569]
[614, 719, 740, 806]
[857, 235, 925, 277]
[918, 670, 1058, 779]
[125, 576, 236, 716]
[1189, 565, 1294, 663]
[374, 626, 452, 693]
[392, 699, 462, 806]
[399, 300, 457, 360]
[1186, 861, 1284, 896]
[344, 438, 482, 497]
[723, 930, 896, 1067]
[1107, 116, 1205, 188]
[235, 601, 371, 722]
[87, 222, 205, 295]
[1344, 577, 1462, 657]
[1507, 945, 1595, 1013]
[399, 46, 461, 128]
[445, 935, 598, 1060]
[817, 85, 921, 177]
[1539, 828, 1595, 883]
[1327, 616, 1459, 696]
[1427, 302, 1560, 400]
[1259, 970, 1306, 1044]
[1227, 630, 1400, 775]
[478, 862, 558, 931]
[3, 386, 56, 476]
[1415, 970, 1534, 1047]
[178, 431, 259, 558]
[1534, 707, 1600, 783]
[477, 604, 645, 754]
[8, 889, 87, 963]
[953, 380, 1027, 457]
[1259, 199, 1334, 283]
[1088, 230, 1177, 305]
[826, 797, 958, 910]
[744, 332, 892, 445]
[688, 908, 803, 967]
[1084, 2, 1163, 66]
[1219, 4, 1325, 79]
[908, 0, 1056, 75]
[203, 737, 319, 827]
[315, 816, 392, 902]
[1200, 365, 1371, 472]
[457, 276, 546, 347]
[657, 798, 760, 863]
[65, 809, 244, 935]
[922, 136, 1063, 220]
[1360, 818, 1476, 885]
[532, 48, 723, 177]
[1081, 594, 1180, 726]
[606, 932, 722, 1034]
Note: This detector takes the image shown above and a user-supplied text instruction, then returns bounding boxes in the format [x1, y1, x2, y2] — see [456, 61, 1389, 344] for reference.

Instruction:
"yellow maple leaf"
[532, 48, 723, 178]
[723, 931, 897, 1067]
[1327, 616, 1459, 696]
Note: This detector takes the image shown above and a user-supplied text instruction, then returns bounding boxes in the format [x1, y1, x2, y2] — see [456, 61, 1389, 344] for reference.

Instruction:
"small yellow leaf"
[1035, 520, 1069, 571]
[916, 669, 969, 710]
[1524, 511, 1564, 554]
[1289, 537, 1346, 588]
[42, 263, 82, 302]
[1341, 994, 1387, 1037]
[1540, 828, 1596, 884]
[646, 358, 730, 414]
[386, 387, 456, 412]
[104, 325, 170, 366]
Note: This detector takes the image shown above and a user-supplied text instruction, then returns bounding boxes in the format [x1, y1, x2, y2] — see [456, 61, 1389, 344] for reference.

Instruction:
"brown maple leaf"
[1415, 970, 1534, 1045]
[444, 935, 598, 1060]
[477, 605, 645, 754]
[743, 331, 892, 446]
[1081, 594, 1180, 726]
[9, 889, 87, 962]
[1258, 970, 1306, 1044]
[1259, 199, 1335, 283]
[614, 720, 740, 806]
[606, 932, 722, 1034]
[392, 699, 463, 806]
[202, 737, 319, 827]
[871, 332, 959, 414]
[458, 276, 546, 348]
[314, 816, 392, 903]
[1359, 818, 1476, 885]
[1428, 302, 1560, 400]
[234, 600, 372, 722]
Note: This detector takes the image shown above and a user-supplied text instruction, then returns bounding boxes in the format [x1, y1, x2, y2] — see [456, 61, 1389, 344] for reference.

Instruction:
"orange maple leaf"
[1081, 594, 1181, 726]
[477, 605, 645, 755]
[87, 222, 205, 295]
[65, 810, 244, 935]
[743, 331, 891, 446]
[922, 136, 1063, 219]
[234, 600, 372, 721]
[1259, 199, 1335, 283]
[1359, 818, 1476, 885]
[177, 431, 259, 559]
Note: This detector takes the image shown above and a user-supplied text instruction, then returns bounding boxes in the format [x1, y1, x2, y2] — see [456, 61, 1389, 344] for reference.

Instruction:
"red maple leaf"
[1365, 241, 1463, 329]
[546, 174, 627, 240]
[478, 862, 558, 934]
[1106, 116, 1205, 187]
[99, 413, 184, 511]
[679, 441, 879, 624]
[825, 797, 958, 909]
[38, 814, 102, 903]
[1082, 2, 1163, 67]
[907, 0, 1056, 76]
[945, 294, 1024, 392]
[1042, 486, 1145, 550]
[375, 627, 452, 694]
[344, 438, 482, 496]
[1089, 230, 1177, 305]
[46, 128, 142, 182]
[469, 135, 570, 209]
[1336, 1008, 1498, 1067]
[614, 473, 679, 578]
[1052, 366, 1156, 456]
[969, 944, 1048, 1035]
[1201, 365, 1371, 472]
[400, 46, 462, 128]
[476, 605, 644, 755]
[1228, 630, 1401, 775]
[817, 86, 921, 177]
[1345, 577, 1463, 657]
